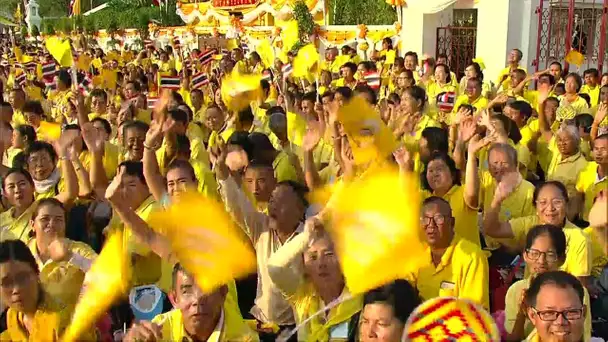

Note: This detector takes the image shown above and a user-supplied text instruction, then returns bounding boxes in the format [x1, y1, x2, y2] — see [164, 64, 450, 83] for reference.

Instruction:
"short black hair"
[172, 262, 187, 289]
[574, 113, 593, 133]
[166, 159, 196, 182]
[91, 117, 112, 135]
[354, 85, 377, 105]
[238, 107, 254, 126]
[404, 86, 427, 111]
[248, 132, 275, 153]
[277, 180, 309, 208]
[2, 167, 34, 189]
[533, 181, 569, 206]
[23, 101, 44, 116]
[227, 131, 254, 160]
[404, 51, 419, 64]
[57, 69, 72, 88]
[0, 239, 39, 274]
[321, 91, 335, 102]
[525, 224, 567, 261]
[342, 62, 357, 74]
[90, 88, 108, 102]
[302, 92, 317, 104]
[118, 160, 146, 184]
[175, 134, 191, 157]
[126, 80, 142, 93]
[565, 73, 583, 92]
[421, 153, 461, 191]
[15, 125, 37, 145]
[434, 64, 451, 83]
[421, 127, 449, 155]
[583, 68, 599, 78]
[123, 120, 150, 138]
[335, 87, 353, 101]
[578, 93, 591, 107]
[168, 108, 189, 125]
[25, 140, 58, 163]
[363, 279, 421, 324]
[525, 271, 584, 308]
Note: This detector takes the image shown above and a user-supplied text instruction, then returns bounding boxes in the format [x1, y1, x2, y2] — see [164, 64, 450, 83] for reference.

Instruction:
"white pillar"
[400, 5, 453, 58]
[475, 0, 540, 83]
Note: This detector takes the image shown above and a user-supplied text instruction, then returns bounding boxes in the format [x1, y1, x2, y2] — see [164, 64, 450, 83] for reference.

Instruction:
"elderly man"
[405, 196, 490, 309]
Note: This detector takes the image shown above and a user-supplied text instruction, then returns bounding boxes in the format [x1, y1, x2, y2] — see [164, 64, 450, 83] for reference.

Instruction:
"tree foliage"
[329, 0, 397, 25]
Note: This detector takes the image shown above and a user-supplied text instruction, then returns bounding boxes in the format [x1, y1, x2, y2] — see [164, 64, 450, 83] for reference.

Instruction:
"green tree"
[329, 0, 397, 25]
[30, 25, 41, 37]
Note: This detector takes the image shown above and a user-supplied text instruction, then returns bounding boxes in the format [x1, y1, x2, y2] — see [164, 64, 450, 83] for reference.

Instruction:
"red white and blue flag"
[160, 76, 181, 89]
[198, 49, 216, 66]
[281, 63, 293, 79]
[191, 72, 209, 89]
[42, 61, 57, 79]
[363, 71, 381, 89]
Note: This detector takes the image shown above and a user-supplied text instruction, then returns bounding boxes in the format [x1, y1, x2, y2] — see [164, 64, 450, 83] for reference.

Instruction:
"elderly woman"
[0, 239, 96, 340]
[267, 219, 362, 342]
[458, 62, 492, 99]
[484, 180, 592, 281]
[504, 225, 591, 341]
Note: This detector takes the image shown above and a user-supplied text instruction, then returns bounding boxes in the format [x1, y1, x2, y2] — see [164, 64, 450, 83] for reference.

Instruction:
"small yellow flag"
[384, 50, 396, 65]
[220, 71, 262, 112]
[257, 39, 275, 69]
[45, 36, 73, 67]
[62, 230, 131, 342]
[337, 96, 397, 165]
[282, 20, 299, 53]
[38, 121, 62, 141]
[75, 54, 92, 71]
[148, 191, 256, 293]
[319, 167, 424, 295]
[101, 69, 118, 90]
[293, 44, 319, 79]
[565, 50, 585, 67]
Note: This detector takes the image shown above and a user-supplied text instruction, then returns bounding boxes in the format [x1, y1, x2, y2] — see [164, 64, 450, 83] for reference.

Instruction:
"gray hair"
[557, 124, 580, 143]
[487, 143, 518, 168]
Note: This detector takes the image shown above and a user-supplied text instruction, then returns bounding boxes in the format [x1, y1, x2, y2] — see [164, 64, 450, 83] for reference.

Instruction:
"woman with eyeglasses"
[504, 225, 591, 341]
[483, 181, 592, 282]
[524, 271, 588, 342]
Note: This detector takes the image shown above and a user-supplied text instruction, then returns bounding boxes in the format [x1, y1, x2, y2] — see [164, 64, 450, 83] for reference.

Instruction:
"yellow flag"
[76, 54, 92, 71]
[282, 20, 299, 52]
[293, 44, 319, 79]
[337, 96, 397, 165]
[62, 230, 131, 342]
[101, 69, 118, 89]
[148, 191, 256, 293]
[105, 51, 120, 63]
[38, 121, 62, 141]
[565, 50, 584, 67]
[257, 39, 275, 68]
[319, 167, 424, 295]
[333, 55, 352, 69]
[384, 50, 396, 65]
[13, 46, 23, 63]
[45, 36, 73, 67]
[220, 71, 262, 112]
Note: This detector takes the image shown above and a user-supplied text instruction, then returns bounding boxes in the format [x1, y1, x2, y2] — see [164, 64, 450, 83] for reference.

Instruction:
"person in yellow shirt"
[549, 61, 564, 84]
[334, 62, 358, 90]
[6, 124, 35, 168]
[267, 219, 362, 341]
[8, 87, 27, 126]
[575, 133, 608, 222]
[1, 169, 37, 242]
[88, 88, 109, 121]
[560, 73, 590, 114]
[26, 198, 98, 307]
[523, 271, 587, 342]
[496, 48, 526, 93]
[358, 280, 421, 342]
[123, 263, 259, 342]
[459, 62, 492, 99]
[426, 64, 458, 109]
[421, 147, 482, 247]
[453, 77, 489, 116]
[47, 70, 74, 123]
[581, 68, 600, 106]
[503, 225, 592, 341]
[406, 196, 489, 309]
[189, 88, 208, 126]
[248, 132, 303, 184]
[0, 239, 96, 341]
[483, 180, 592, 280]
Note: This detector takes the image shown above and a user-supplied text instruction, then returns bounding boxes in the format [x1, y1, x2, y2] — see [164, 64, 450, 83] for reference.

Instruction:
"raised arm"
[71, 149, 93, 197]
[81, 122, 109, 198]
[303, 121, 323, 189]
[453, 114, 476, 171]
[143, 119, 170, 203]
[482, 172, 521, 239]
[54, 130, 80, 204]
[537, 95, 554, 143]
[464, 134, 488, 209]
[591, 103, 607, 142]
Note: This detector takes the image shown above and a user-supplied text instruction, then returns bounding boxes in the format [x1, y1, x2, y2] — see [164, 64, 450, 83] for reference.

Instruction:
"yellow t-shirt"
[0, 203, 36, 242]
[28, 238, 97, 307]
[403, 114, 442, 173]
[509, 216, 592, 277]
[79, 142, 120, 180]
[538, 137, 589, 198]
[426, 82, 458, 109]
[559, 95, 590, 115]
[576, 161, 607, 221]
[496, 65, 527, 92]
[273, 150, 301, 183]
[11, 109, 27, 127]
[407, 235, 489, 309]
[583, 226, 608, 278]
[580, 84, 600, 107]
[504, 277, 592, 341]
[452, 95, 489, 115]
[4, 147, 22, 168]
[423, 185, 480, 247]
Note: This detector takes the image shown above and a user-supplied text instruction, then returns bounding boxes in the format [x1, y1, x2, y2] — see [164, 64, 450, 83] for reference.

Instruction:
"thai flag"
[436, 91, 456, 112]
[364, 71, 381, 89]
[282, 63, 293, 79]
[24, 61, 37, 71]
[79, 73, 92, 96]
[42, 61, 57, 79]
[15, 72, 26, 87]
[44, 78, 56, 91]
[262, 69, 273, 82]
[147, 96, 158, 109]
[198, 49, 216, 66]
[160, 76, 181, 89]
[191, 72, 209, 89]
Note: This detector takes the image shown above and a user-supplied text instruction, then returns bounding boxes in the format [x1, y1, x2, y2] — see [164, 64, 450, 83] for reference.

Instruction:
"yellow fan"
[148, 191, 256, 293]
[45, 36, 73, 67]
[220, 71, 262, 112]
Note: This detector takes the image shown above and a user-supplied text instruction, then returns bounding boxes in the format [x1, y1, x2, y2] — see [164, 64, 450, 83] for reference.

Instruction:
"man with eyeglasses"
[404, 196, 490, 309]
[525, 271, 587, 342]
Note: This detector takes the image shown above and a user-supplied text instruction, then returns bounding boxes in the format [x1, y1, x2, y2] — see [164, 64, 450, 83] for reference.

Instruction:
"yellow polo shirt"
[580, 84, 600, 107]
[452, 95, 489, 115]
[539, 137, 589, 198]
[403, 114, 442, 173]
[576, 161, 607, 221]
[406, 235, 489, 309]
[583, 227, 608, 278]
[496, 65, 527, 92]
[11, 109, 27, 127]
[273, 150, 300, 183]
[559, 95, 590, 115]
[505, 277, 591, 341]
[509, 216, 592, 277]
[79, 142, 120, 180]
[28, 238, 97, 307]
[423, 185, 480, 247]
[0, 204, 36, 242]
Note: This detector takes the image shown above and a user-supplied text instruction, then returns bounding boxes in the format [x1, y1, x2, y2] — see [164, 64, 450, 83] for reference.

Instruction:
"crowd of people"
[0, 30, 607, 341]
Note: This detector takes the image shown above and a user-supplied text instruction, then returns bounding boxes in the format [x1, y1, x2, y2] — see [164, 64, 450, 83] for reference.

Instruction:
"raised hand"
[594, 103, 607, 126]
[105, 166, 125, 202]
[393, 146, 412, 169]
[459, 118, 478, 143]
[467, 133, 491, 154]
[302, 121, 322, 152]
[123, 321, 162, 342]
[494, 171, 522, 204]
[81, 122, 105, 154]
[48, 238, 72, 262]
[454, 107, 472, 126]
[55, 129, 80, 159]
